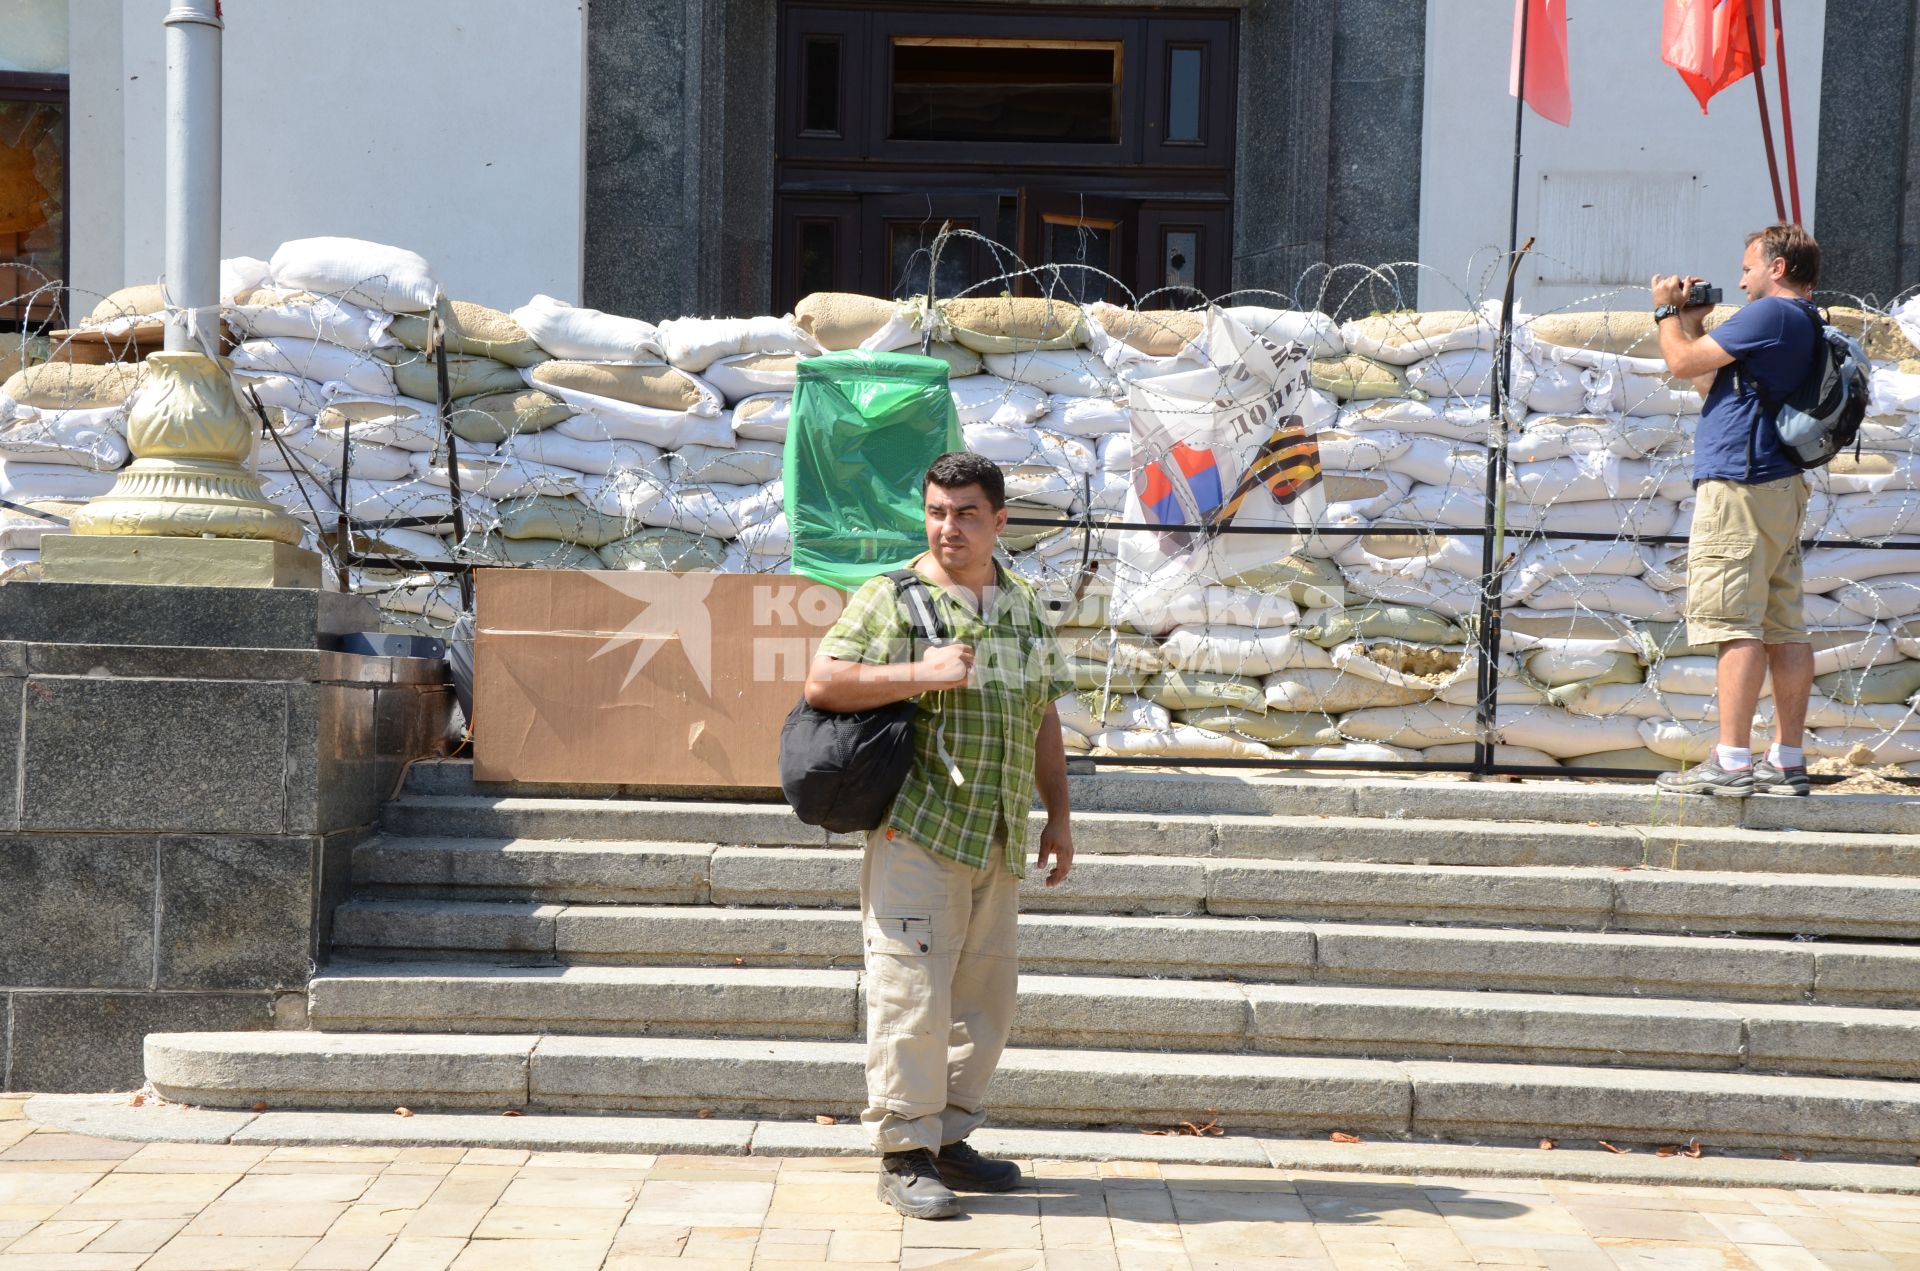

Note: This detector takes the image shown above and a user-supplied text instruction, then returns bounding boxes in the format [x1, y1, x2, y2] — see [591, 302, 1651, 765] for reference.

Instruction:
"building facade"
[4, 0, 1917, 328]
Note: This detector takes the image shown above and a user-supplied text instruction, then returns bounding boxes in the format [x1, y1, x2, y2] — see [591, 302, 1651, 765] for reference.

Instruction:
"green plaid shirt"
[817, 558, 1072, 875]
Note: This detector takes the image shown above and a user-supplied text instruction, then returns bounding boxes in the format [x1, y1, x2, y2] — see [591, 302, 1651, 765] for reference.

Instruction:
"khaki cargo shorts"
[1683, 476, 1809, 647]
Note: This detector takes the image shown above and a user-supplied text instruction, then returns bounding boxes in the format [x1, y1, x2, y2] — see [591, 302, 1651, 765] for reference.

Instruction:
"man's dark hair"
[1746, 223, 1821, 288]
[923, 451, 1006, 510]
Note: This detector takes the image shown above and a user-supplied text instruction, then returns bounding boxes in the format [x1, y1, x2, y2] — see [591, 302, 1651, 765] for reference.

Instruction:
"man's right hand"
[917, 642, 975, 690]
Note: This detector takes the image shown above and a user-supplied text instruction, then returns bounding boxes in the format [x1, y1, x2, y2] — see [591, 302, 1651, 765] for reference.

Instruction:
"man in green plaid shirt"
[806, 452, 1074, 1221]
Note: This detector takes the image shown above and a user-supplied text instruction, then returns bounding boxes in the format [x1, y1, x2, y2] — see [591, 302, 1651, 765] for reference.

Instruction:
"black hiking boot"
[877, 1149, 960, 1219]
[936, 1139, 1024, 1192]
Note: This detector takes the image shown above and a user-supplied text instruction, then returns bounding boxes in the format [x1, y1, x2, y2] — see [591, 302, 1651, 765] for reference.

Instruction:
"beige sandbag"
[1055, 628, 1162, 673]
[1217, 552, 1346, 607]
[448, 389, 572, 444]
[1144, 670, 1264, 713]
[531, 360, 713, 413]
[1068, 658, 1150, 693]
[793, 293, 900, 351]
[925, 342, 984, 378]
[388, 300, 549, 368]
[1528, 307, 1735, 357]
[2, 361, 144, 409]
[598, 527, 728, 571]
[467, 535, 604, 569]
[1340, 310, 1486, 364]
[941, 297, 1086, 354]
[1310, 354, 1410, 401]
[1559, 746, 1676, 772]
[378, 348, 527, 400]
[1424, 742, 1564, 768]
[1299, 603, 1464, 649]
[1265, 668, 1433, 714]
[1178, 707, 1339, 747]
[1829, 306, 1919, 363]
[85, 283, 167, 326]
[1339, 702, 1479, 748]
[1092, 307, 1205, 358]
[1816, 660, 1920, 706]
[495, 494, 632, 548]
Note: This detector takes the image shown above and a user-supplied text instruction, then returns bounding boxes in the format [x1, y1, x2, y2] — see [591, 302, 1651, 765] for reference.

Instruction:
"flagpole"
[1744, 0, 1786, 221]
[1477, 0, 1532, 778]
[1771, 0, 1801, 223]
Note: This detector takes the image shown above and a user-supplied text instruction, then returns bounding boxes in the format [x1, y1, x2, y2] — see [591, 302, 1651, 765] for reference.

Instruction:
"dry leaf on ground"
[251, 1102, 269, 1113]
[1778, 1149, 1800, 1161]
[501, 1110, 523, 1117]
[1655, 1145, 1678, 1157]
[1539, 1139, 1556, 1150]
[696, 1107, 716, 1119]
[814, 1115, 838, 1125]
[1598, 1141, 1628, 1154]
[1330, 1131, 1362, 1144]
[395, 1107, 413, 1118]
[1685, 1139, 1704, 1158]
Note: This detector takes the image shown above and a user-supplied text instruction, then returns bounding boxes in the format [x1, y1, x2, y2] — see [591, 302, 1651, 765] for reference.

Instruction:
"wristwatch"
[1652, 303, 1682, 323]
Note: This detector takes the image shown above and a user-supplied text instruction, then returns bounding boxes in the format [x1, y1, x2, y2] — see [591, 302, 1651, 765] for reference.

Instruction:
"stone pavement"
[5, 1101, 1920, 1271]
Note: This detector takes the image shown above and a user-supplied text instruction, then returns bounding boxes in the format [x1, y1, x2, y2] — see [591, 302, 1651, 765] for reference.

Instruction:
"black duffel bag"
[780, 570, 944, 833]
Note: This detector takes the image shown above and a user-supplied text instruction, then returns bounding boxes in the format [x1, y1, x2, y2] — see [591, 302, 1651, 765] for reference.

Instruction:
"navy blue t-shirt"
[1693, 296, 1818, 484]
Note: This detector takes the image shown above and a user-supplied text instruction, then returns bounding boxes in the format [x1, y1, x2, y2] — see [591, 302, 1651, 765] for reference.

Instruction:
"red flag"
[1663, 0, 1766, 113]
[1510, 0, 1572, 126]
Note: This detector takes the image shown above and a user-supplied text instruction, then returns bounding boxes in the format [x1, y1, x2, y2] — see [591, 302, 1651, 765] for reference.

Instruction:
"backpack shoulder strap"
[885, 569, 947, 644]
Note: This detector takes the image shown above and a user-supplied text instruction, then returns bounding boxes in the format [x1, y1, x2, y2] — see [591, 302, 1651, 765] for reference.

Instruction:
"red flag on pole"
[1510, 0, 1572, 126]
[1662, 0, 1766, 114]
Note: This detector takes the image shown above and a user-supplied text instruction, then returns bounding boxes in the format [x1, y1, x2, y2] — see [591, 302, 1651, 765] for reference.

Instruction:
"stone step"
[305, 960, 1920, 1079]
[351, 837, 1920, 939]
[143, 1031, 1920, 1155]
[331, 900, 1920, 1009]
[400, 758, 1920, 837]
[378, 793, 1920, 876]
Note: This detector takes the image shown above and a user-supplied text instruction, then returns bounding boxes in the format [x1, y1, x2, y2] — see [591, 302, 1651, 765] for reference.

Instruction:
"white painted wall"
[1419, 0, 1825, 312]
[0, 0, 67, 72]
[67, 0, 587, 314]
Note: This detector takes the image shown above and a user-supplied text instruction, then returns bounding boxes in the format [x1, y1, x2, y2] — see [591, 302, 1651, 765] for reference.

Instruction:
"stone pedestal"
[41, 534, 324, 589]
[0, 579, 453, 1092]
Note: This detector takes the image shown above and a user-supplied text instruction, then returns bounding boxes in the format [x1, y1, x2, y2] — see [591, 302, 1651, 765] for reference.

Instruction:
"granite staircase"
[145, 763, 1920, 1158]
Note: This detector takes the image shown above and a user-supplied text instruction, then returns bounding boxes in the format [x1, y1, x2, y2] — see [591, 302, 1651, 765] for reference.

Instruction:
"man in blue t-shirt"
[1649, 224, 1823, 797]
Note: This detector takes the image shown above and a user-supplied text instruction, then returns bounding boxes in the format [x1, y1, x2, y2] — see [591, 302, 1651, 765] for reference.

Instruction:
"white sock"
[1714, 744, 1752, 770]
[1767, 743, 1804, 769]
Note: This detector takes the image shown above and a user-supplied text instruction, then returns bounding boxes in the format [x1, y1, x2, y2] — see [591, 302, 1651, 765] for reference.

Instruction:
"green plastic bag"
[786, 351, 963, 591]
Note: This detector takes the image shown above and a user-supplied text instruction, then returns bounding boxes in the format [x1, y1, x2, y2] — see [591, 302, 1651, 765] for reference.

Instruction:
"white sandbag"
[1434, 670, 1548, 708]
[1500, 608, 1640, 655]
[1330, 639, 1475, 692]
[1382, 434, 1489, 488]
[1122, 587, 1301, 636]
[1583, 367, 1702, 417]
[1423, 742, 1563, 768]
[737, 513, 790, 558]
[1271, 742, 1422, 764]
[1639, 716, 1771, 763]
[1342, 563, 1480, 620]
[578, 467, 670, 525]
[1812, 625, 1904, 676]
[1265, 667, 1429, 714]
[1558, 680, 1676, 720]
[1650, 655, 1747, 697]
[232, 372, 329, 416]
[495, 431, 666, 479]
[228, 290, 397, 351]
[1804, 546, 1920, 593]
[362, 572, 463, 623]
[259, 473, 339, 522]
[983, 349, 1119, 399]
[545, 399, 730, 450]
[645, 481, 784, 539]
[949, 375, 1050, 427]
[1507, 539, 1648, 600]
[1316, 425, 1411, 472]
[343, 524, 457, 562]
[668, 440, 783, 485]
[1338, 701, 1479, 748]
[656, 316, 821, 373]
[730, 393, 792, 442]
[1002, 466, 1078, 511]
[230, 337, 396, 397]
[1057, 693, 1171, 734]
[220, 255, 271, 303]
[257, 424, 411, 481]
[1814, 450, 1920, 497]
[1507, 496, 1679, 538]
[1868, 366, 1920, 416]
[1162, 624, 1328, 677]
[1831, 574, 1920, 622]
[1804, 728, 1920, 765]
[1031, 428, 1097, 476]
[1899, 618, 1920, 660]
[1512, 358, 1589, 413]
[408, 450, 584, 500]
[1808, 490, 1920, 542]
[1804, 696, 1920, 733]
[1319, 471, 1413, 521]
[1222, 307, 1345, 358]
[960, 421, 1032, 465]
[1521, 573, 1680, 622]
[1391, 481, 1487, 528]
[1859, 418, 1920, 453]
[1508, 453, 1691, 506]
[1343, 397, 1492, 442]
[511, 294, 663, 362]
[1495, 703, 1645, 758]
[0, 459, 115, 502]
[268, 236, 438, 312]
[1049, 394, 1132, 438]
[316, 394, 443, 452]
[0, 402, 128, 471]
[339, 477, 461, 525]
[1509, 414, 1684, 463]
[1407, 348, 1496, 398]
[1086, 724, 1271, 759]
[1334, 528, 1484, 582]
[701, 352, 800, 402]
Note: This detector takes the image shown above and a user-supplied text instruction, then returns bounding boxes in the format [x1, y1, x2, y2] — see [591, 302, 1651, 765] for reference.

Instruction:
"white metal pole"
[162, 0, 223, 353]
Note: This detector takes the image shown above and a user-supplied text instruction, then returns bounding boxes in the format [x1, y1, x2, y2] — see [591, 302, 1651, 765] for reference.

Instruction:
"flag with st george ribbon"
[1114, 308, 1330, 631]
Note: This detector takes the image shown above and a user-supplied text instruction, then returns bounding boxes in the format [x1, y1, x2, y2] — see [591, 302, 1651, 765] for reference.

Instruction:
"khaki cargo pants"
[859, 826, 1019, 1155]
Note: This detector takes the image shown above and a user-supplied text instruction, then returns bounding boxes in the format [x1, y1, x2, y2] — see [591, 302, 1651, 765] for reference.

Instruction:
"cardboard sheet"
[473, 568, 846, 786]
